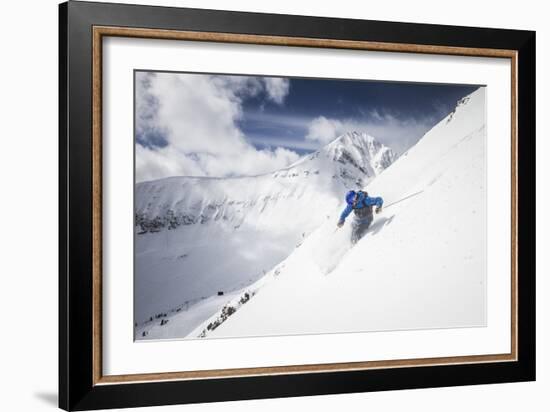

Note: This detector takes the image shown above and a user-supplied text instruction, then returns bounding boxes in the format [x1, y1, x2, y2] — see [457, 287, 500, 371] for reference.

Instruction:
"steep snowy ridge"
[135, 132, 395, 338]
[191, 88, 487, 339]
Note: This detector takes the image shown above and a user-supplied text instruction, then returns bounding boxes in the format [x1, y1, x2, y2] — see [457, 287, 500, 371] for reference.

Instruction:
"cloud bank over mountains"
[135, 71, 475, 182]
[136, 72, 297, 182]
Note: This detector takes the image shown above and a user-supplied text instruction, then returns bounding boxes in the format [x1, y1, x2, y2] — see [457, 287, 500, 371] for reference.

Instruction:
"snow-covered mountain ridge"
[135, 131, 395, 235]
[188, 88, 487, 339]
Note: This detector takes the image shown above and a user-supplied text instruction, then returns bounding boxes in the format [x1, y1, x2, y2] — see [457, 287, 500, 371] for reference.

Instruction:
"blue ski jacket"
[339, 192, 383, 222]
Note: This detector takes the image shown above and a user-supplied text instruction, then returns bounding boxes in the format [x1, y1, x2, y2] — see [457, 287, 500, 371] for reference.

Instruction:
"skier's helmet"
[345, 190, 357, 205]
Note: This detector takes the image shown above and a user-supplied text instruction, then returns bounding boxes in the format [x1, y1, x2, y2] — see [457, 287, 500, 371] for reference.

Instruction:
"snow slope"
[135, 132, 395, 339]
[192, 88, 487, 339]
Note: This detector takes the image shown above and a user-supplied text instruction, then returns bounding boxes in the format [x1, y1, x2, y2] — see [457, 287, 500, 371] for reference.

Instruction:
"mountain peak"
[326, 131, 386, 154]
[320, 131, 396, 181]
[342, 130, 376, 141]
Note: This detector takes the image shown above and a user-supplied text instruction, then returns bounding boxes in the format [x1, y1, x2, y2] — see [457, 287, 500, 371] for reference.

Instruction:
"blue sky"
[135, 71, 479, 181]
[238, 77, 478, 155]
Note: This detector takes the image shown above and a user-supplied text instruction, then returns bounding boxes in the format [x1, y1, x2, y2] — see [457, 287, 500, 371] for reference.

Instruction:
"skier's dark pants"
[351, 216, 373, 244]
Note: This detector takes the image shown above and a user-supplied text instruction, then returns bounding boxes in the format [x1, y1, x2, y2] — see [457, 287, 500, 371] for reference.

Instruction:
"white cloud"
[305, 116, 346, 144]
[135, 145, 203, 182]
[305, 114, 436, 155]
[263, 78, 290, 104]
[136, 144, 299, 182]
[135, 72, 297, 182]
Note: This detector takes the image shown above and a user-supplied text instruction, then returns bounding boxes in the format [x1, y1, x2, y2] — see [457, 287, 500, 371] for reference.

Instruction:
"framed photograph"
[59, 1, 535, 410]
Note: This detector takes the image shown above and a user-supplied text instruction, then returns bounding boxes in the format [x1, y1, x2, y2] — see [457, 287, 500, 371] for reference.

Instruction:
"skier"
[337, 190, 383, 244]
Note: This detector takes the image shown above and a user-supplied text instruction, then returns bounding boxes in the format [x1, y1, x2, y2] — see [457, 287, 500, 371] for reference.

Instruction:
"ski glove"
[375, 206, 382, 214]
[337, 220, 344, 228]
